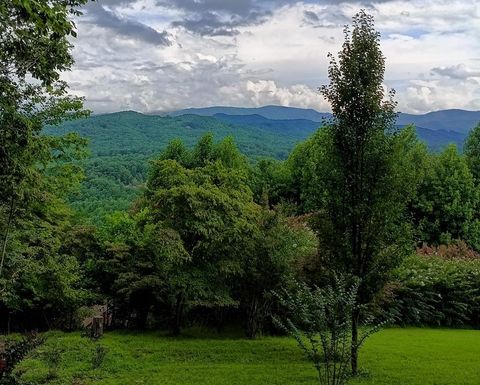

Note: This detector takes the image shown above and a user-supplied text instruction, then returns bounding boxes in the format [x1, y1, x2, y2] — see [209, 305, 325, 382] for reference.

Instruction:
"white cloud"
[65, 0, 480, 114]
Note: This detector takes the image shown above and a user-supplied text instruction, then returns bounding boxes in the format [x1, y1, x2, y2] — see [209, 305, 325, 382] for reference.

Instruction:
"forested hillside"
[52, 109, 471, 222]
[49, 111, 309, 221]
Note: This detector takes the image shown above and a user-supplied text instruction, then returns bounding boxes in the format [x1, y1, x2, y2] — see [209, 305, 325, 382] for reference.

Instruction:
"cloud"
[83, 2, 172, 46]
[431, 64, 480, 80]
[171, 12, 267, 36]
[66, 0, 480, 114]
[245, 80, 329, 109]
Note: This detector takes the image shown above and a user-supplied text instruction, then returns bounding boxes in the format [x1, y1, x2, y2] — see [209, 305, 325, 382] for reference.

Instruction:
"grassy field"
[14, 328, 480, 385]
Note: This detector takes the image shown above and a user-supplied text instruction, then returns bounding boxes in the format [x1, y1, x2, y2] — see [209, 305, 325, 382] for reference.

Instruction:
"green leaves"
[0, 0, 89, 330]
[412, 145, 480, 250]
[392, 254, 480, 327]
[274, 278, 364, 385]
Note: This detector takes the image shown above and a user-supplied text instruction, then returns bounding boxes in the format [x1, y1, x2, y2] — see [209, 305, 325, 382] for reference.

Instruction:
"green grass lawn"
[14, 328, 480, 385]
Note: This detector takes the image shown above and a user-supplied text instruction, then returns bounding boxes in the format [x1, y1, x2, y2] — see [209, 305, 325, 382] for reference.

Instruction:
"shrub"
[274, 278, 382, 385]
[389, 254, 480, 327]
[417, 240, 480, 261]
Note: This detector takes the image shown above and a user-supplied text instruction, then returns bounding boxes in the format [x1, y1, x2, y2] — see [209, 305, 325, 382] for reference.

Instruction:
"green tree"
[0, 135, 89, 330]
[0, 0, 89, 330]
[317, 11, 412, 374]
[464, 123, 480, 181]
[143, 158, 259, 335]
[0, 0, 88, 278]
[240, 210, 317, 338]
[158, 138, 191, 166]
[96, 211, 189, 329]
[412, 145, 480, 249]
[191, 132, 215, 167]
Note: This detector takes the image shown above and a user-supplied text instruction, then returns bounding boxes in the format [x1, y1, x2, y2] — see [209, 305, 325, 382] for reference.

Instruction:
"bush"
[389, 254, 480, 327]
[274, 278, 383, 385]
[417, 240, 480, 261]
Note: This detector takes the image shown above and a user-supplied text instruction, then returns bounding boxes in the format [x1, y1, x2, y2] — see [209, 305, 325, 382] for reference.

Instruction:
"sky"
[65, 0, 480, 114]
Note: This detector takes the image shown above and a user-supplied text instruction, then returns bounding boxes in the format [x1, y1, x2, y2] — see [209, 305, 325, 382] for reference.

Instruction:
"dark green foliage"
[240, 211, 317, 338]
[0, 0, 90, 332]
[412, 145, 480, 250]
[142, 155, 259, 334]
[465, 123, 480, 181]
[83, 135, 316, 337]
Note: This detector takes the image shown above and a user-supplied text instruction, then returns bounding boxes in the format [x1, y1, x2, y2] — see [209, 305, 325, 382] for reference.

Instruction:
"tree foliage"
[412, 145, 480, 250]
[0, 0, 89, 330]
[310, 11, 414, 374]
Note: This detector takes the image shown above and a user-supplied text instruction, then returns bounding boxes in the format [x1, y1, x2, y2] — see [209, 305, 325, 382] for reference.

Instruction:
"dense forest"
[1, 1, 480, 384]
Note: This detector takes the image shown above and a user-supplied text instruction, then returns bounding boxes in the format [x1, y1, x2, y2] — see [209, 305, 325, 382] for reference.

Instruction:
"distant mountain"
[171, 105, 480, 134]
[200, 112, 467, 152]
[397, 109, 480, 134]
[414, 126, 466, 151]
[170, 105, 331, 121]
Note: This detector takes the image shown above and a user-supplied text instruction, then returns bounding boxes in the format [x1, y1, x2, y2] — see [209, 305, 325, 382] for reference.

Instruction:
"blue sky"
[65, 0, 480, 114]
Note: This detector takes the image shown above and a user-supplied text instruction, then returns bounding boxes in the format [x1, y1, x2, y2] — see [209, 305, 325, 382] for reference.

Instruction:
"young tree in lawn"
[318, 11, 412, 374]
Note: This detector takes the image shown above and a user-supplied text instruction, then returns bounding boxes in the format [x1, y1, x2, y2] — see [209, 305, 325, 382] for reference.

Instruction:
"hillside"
[52, 108, 475, 222]
[51, 111, 313, 221]
[211, 113, 466, 151]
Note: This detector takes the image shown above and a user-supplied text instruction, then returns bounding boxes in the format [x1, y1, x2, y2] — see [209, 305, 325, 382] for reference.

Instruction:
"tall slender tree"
[318, 11, 411, 374]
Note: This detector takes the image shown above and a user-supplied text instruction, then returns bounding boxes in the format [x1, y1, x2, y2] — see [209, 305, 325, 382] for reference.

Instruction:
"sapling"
[274, 277, 384, 385]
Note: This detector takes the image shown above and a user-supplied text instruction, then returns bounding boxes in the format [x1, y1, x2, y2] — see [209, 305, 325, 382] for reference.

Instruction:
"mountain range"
[170, 105, 480, 135]
[169, 106, 480, 151]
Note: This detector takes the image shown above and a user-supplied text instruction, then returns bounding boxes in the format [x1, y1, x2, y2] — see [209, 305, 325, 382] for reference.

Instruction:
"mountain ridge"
[169, 105, 480, 134]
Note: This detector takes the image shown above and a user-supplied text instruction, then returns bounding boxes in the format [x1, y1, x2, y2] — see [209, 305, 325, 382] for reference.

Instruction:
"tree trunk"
[246, 296, 270, 339]
[0, 195, 15, 278]
[246, 297, 259, 339]
[351, 308, 359, 375]
[172, 293, 184, 337]
[215, 308, 225, 333]
[91, 316, 104, 339]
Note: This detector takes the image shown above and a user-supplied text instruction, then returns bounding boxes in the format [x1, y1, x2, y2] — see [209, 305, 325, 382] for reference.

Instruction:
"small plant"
[274, 278, 383, 385]
[42, 345, 63, 381]
[91, 344, 107, 369]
